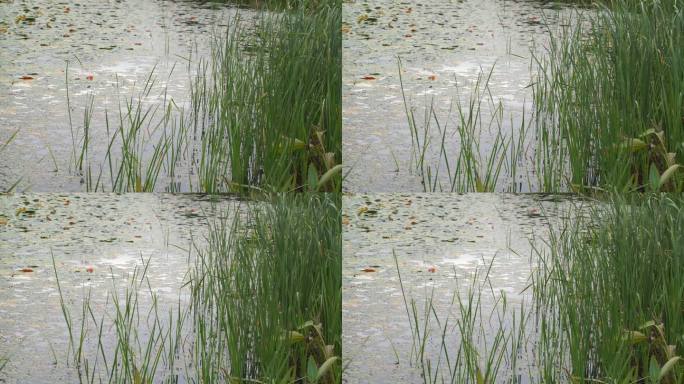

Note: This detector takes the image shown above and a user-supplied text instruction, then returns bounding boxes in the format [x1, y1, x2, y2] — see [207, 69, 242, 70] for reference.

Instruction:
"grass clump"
[54, 255, 187, 383]
[398, 194, 684, 383]
[195, 3, 341, 193]
[52, 193, 341, 383]
[401, 63, 528, 193]
[533, 194, 684, 383]
[69, 2, 341, 193]
[395, 253, 529, 384]
[534, 0, 684, 193]
[190, 193, 341, 382]
[402, 0, 684, 194]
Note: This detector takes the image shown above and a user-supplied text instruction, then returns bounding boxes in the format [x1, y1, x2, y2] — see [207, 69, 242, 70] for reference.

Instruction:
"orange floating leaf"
[19, 75, 34, 80]
[361, 76, 376, 80]
[361, 268, 376, 272]
[427, 266, 437, 273]
[19, 268, 33, 273]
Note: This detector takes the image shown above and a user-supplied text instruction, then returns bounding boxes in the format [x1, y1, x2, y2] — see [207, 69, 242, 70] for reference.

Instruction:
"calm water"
[342, 193, 592, 382]
[342, 0, 573, 192]
[0, 193, 249, 383]
[0, 0, 254, 192]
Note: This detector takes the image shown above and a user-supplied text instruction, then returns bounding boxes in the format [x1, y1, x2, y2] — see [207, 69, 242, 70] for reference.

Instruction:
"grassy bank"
[71, 1, 341, 193]
[54, 193, 341, 382]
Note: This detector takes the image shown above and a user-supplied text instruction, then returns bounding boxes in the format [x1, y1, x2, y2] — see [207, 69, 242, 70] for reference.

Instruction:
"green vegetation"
[534, 194, 684, 383]
[401, 63, 527, 192]
[395, 253, 528, 383]
[191, 193, 341, 382]
[47, 2, 341, 383]
[70, 1, 341, 193]
[534, 0, 684, 193]
[398, 195, 684, 383]
[398, 1, 684, 378]
[55, 193, 341, 383]
[403, 0, 684, 194]
[194, 3, 341, 193]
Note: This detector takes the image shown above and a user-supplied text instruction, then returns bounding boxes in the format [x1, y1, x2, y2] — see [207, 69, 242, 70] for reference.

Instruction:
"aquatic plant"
[52, 193, 340, 383]
[394, 252, 529, 383]
[0, 128, 21, 192]
[53, 254, 187, 383]
[69, 3, 341, 193]
[533, 0, 684, 193]
[533, 194, 684, 383]
[400, 62, 528, 193]
[190, 193, 341, 382]
[194, 3, 341, 193]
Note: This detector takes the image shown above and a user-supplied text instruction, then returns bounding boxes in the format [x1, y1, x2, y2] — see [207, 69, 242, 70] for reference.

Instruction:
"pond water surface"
[342, 193, 592, 382]
[0, 193, 248, 383]
[342, 0, 574, 192]
[0, 0, 254, 192]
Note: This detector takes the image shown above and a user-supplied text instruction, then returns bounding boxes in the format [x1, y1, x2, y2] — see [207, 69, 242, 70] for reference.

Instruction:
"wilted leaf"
[658, 356, 682, 381]
[659, 164, 682, 188]
[623, 330, 647, 345]
[315, 356, 340, 381]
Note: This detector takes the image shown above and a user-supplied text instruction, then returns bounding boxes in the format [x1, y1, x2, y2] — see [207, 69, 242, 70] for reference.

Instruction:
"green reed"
[190, 193, 341, 382]
[401, 62, 529, 192]
[68, 2, 340, 193]
[533, 0, 684, 193]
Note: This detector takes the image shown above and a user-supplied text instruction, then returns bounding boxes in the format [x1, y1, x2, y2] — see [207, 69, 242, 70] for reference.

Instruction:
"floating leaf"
[361, 75, 376, 80]
[361, 268, 376, 272]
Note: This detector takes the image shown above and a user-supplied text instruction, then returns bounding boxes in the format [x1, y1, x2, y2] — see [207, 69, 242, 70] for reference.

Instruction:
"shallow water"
[342, 0, 572, 192]
[0, 193, 248, 383]
[0, 0, 251, 192]
[342, 193, 591, 382]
